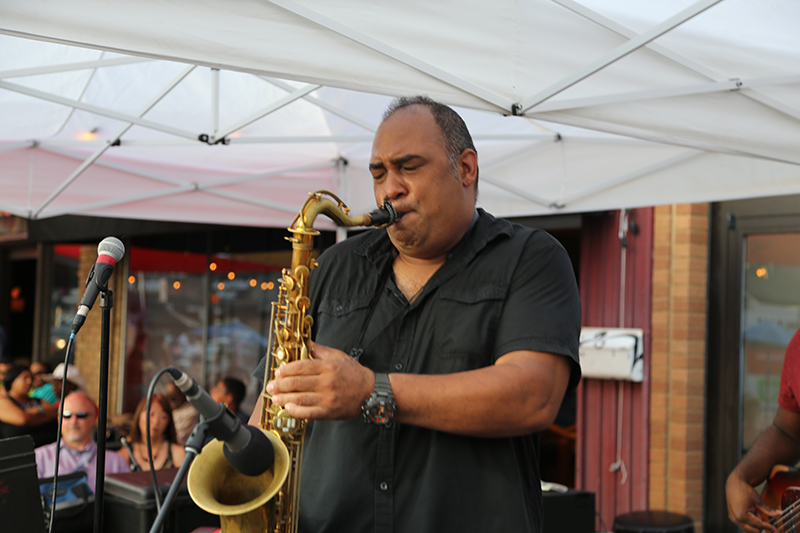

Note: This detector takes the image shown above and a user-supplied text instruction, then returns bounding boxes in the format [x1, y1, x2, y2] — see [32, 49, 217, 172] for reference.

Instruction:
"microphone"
[71, 237, 125, 335]
[167, 367, 274, 476]
[120, 437, 142, 472]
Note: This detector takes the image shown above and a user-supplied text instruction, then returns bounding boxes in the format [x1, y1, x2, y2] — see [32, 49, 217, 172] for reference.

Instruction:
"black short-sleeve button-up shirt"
[256, 208, 581, 533]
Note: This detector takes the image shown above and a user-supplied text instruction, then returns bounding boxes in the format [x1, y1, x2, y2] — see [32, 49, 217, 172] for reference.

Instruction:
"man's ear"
[458, 149, 478, 188]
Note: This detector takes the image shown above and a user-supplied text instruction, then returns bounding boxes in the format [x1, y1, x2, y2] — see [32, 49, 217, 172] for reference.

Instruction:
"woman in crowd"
[0, 365, 59, 447]
[29, 360, 58, 404]
[117, 393, 186, 471]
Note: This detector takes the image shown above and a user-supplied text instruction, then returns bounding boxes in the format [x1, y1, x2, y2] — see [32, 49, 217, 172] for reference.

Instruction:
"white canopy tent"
[1, 0, 799, 229]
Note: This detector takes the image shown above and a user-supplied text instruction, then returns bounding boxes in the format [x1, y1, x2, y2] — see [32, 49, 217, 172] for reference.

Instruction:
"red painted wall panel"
[577, 209, 653, 532]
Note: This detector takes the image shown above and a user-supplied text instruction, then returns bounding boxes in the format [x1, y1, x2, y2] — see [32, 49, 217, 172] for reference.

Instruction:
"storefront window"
[741, 233, 800, 451]
[207, 261, 282, 413]
[124, 246, 282, 414]
[49, 245, 81, 363]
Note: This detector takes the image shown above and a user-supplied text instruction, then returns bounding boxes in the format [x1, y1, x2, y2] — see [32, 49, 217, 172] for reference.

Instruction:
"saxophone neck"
[290, 190, 400, 235]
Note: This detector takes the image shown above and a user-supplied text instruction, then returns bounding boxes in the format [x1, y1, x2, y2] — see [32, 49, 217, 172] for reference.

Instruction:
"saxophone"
[187, 190, 399, 533]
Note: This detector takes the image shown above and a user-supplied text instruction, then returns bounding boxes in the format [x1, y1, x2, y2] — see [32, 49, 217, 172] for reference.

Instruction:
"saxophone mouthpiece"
[367, 197, 401, 227]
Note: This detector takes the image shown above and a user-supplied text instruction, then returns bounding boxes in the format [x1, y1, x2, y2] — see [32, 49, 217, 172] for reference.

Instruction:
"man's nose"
[381, 170, 407, 200]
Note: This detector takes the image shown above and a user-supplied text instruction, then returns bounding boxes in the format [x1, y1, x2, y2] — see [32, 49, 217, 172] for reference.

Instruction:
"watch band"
[373, 372, 392, 396]
[362, 372, 396, 426]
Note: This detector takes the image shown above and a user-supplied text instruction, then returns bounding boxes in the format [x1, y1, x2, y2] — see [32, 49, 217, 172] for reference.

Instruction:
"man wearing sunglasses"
[34, 392, 128, 493]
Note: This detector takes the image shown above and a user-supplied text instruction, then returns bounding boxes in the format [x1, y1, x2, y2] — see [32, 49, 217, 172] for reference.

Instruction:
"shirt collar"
[61, 438, 97, 455]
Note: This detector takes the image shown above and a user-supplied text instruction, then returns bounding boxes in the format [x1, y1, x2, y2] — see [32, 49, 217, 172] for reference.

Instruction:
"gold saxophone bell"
[188, 429, 290, 532]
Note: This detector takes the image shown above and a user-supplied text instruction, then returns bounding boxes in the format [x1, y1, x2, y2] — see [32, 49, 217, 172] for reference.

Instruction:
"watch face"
[365, 396, 396, 425]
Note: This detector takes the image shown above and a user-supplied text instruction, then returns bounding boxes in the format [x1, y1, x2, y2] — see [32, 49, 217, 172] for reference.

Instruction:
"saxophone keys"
[275, 408, 299, 435]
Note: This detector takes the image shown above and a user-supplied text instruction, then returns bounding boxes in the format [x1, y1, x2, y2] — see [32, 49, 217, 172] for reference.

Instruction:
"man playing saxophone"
[251, 95, 582, 533]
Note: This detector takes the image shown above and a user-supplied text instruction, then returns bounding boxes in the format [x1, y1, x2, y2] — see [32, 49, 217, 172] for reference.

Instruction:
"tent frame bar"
[31, 65, 196, 218]
[520, 0, 723, 113]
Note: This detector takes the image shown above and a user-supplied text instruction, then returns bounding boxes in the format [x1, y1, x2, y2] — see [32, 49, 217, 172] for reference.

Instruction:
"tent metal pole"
[553, 0, 723, 80]
[263, 77, 378, 132]
[215, 83, 319, 140]
[31, 65, 195, 217]
[528, 113, 800, 166]
[520, 0, 724, 112]
[553, 0, 800, 125]
[0, 56, 149, 80]
[0, 80, 198, 140]
[212, 68, 220, 139]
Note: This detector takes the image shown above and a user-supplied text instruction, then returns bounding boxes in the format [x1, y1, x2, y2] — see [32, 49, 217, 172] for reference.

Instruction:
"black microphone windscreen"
[223, 425, 275, 477]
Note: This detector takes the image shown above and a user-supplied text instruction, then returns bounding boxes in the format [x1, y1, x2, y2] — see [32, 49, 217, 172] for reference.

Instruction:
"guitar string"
[770, 498, 800, 532]
[770, 502, 795, 531]
[773, 493, 800, 529]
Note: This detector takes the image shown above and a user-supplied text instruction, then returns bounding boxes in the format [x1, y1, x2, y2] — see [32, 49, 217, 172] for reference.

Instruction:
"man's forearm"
[733, 424, 800, 486]
[391, 350, 571, 437]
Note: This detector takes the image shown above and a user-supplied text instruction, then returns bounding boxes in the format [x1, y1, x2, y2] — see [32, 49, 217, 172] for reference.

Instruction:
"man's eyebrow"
[369, 154, 423, 171]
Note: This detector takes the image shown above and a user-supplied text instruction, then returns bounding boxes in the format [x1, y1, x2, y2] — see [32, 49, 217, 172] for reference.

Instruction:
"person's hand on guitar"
[726, 469, 782, 533]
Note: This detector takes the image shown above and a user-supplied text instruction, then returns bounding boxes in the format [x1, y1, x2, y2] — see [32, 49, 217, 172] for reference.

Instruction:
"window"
[123, 246, 283, 413]
[741, 233, 800, 451]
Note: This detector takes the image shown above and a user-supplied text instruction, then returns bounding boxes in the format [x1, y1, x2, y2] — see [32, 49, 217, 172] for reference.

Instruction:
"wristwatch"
[362, 373, 396, 426]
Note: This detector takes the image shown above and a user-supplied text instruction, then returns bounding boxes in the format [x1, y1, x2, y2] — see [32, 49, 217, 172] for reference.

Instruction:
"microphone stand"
[93, 289, 113, 533]
[148, 422, 210, 533]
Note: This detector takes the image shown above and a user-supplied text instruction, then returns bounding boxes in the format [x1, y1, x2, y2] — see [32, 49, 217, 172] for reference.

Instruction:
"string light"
[209, 262, 217, 271]
[78, 128, 99, 141]
[227, 271, 235, 280]
[128, 275, 136, 284]
[173, 281, 181, 290]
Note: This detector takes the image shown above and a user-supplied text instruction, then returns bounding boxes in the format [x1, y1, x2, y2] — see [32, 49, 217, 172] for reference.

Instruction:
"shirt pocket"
[433, 284, 507, 368]
[313, 295, 373, 352]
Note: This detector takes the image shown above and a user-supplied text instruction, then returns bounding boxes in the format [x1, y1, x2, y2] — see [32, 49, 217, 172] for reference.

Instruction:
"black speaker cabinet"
[104, 468, 219, 533]
[543, 488, 596, 533]
[0, 436, 47, 533]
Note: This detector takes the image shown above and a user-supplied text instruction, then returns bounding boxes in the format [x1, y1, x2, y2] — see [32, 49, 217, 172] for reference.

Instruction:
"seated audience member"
[0, 365, 59, 446]
[210, 377, 248, 423]
[165, 381, 200, 445]
[117, 394, 186, 471]
[35, 392, 128, 493]
[44, 363, 86, 404]
[29, 361, 58, 404]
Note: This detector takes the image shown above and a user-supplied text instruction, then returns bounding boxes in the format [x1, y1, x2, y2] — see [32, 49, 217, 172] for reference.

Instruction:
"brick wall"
[649, 203, 708, 529]
[73, 244, 125, 417]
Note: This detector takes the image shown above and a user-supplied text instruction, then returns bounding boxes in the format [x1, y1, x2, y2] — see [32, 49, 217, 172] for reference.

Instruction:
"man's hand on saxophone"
[266, 341, 374, 421]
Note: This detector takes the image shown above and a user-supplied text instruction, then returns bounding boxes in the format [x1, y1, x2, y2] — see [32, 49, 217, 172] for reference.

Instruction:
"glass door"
[706, 194, 800, 533]
[741, 233, 800, 453]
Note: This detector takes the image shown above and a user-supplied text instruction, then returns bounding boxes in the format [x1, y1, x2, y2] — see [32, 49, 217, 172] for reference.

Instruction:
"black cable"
[143, 367, 173, 515]
[47, 337, 76, 533]
[596, 511, 609, 533]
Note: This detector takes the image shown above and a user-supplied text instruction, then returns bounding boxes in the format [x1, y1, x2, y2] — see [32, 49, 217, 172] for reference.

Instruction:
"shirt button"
[335, 305, 343, 313]
[379, 482, 388, 491]
[394, 363, 403, 371]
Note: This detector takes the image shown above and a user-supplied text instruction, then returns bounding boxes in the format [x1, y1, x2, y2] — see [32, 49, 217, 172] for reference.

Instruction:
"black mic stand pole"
[93, 289, 113, 533]
[147, 422, 210, 533]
